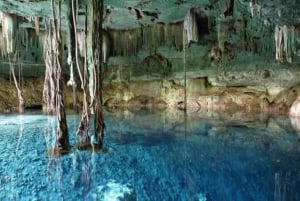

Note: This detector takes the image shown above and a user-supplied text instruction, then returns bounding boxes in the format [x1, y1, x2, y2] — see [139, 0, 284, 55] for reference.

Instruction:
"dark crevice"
[25, 104, 43, 110]
[224, 0, 234, 17]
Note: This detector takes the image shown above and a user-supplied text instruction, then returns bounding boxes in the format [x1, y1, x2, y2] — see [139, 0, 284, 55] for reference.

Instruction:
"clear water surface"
[0, 109, 299, 201]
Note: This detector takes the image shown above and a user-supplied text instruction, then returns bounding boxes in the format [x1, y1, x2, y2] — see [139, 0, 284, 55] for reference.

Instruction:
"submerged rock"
[86, 181, 136, 201]
[190, 193, 209, 201]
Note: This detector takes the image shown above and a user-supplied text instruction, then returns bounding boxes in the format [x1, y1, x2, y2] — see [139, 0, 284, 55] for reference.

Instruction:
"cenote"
[0, 109, 299, 201]
[1, 0, 300, 200]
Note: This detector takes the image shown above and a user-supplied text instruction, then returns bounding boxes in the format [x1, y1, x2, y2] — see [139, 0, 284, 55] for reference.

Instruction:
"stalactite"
[275, 25, 284, 62]
[0, 29, 6, 57]
[217, 20, 225, 53]
[0, 11, 3, 24]
[1, 12, 15, 54]
[35, 17, 40, 35]
[286, 25, 295, 63]
[110, 30, 117, 56]
[0, 15, 42, 65]
[258, 24, 274, 56]
[295, 27, 300, 57]
[275, 25, 296, 63]
[173, 22, 184, 50]
[143, 26, 154, 53]
[109, 29, 142, 56]
[156, 23, 165, 46]
[77, 30, 86, 57]
[278, 8, 282, 18]
[257, 4, 262, 18]
[15, 29, 29, 54]
[291, 26, 296, 55]
[249, 1, 254, 17]
[249, 1, 263, 18]
[183, 8, 198, 48]
[164, 23, 172, 48]
[282, 25, 291, 63]
[109, 22, 184, 57]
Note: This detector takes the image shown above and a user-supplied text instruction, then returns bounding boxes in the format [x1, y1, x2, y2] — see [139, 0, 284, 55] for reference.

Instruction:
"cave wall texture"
[0, 0, 300, 115]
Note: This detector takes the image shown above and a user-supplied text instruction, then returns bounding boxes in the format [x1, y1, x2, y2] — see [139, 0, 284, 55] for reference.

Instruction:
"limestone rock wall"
[0, 76, 43, 112]
[1, 75, 300, 117]
[0, 0, 300, 117]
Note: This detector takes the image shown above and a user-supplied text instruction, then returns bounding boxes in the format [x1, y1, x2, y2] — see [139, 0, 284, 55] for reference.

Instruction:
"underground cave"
[0, 0, 300, 200]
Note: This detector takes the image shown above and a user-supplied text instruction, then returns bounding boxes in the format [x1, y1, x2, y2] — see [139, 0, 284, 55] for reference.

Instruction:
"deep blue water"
[0, 109, 300, 201]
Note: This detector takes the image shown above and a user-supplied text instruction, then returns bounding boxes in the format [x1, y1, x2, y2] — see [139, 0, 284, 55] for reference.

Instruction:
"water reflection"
[15, 115, 24, 155]
[274, 171, 300, 201]
[102, 108, 300, 200]
[44, 116, 58, 150]
[104, 108, 300, 154]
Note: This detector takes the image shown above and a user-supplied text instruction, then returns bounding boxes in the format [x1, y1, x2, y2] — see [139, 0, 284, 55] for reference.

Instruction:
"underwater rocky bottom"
[0, 109, 299, 201]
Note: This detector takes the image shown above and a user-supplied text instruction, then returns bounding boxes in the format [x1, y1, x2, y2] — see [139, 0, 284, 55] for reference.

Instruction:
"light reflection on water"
[0, 109, 299, 201]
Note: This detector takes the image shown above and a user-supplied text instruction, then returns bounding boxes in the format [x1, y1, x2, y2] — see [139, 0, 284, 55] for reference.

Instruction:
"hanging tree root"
[75, 128, 107, 153]
[75, 113, 90, 150]
[75, 123, 107, 153]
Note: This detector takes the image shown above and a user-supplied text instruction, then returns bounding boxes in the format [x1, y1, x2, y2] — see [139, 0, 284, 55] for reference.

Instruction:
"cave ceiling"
[0, 0, 299, 30]
[0, 0, 300, 81]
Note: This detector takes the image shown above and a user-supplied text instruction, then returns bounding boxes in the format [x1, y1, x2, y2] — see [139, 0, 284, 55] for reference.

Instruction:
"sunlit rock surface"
[289, 96, 300, 136]
[1, 76, 300, 115]
[86, 181, 136, 201]
[289, 96, 300, 117]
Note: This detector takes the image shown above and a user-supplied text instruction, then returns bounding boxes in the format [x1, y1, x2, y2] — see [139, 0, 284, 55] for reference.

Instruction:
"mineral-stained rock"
[1, 75, 300, 115]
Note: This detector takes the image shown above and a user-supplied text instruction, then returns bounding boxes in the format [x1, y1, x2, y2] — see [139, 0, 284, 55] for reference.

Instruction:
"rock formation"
[0, 0, 299, 115]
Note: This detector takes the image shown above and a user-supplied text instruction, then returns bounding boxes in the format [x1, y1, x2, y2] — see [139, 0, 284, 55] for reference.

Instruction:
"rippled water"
[0, 109, 299, 201]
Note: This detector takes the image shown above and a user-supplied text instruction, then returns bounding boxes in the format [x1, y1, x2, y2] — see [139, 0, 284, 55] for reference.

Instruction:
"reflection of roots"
[75, 142, 91, 150]
[75, 142, 108, 153]
[47, 148, 70, 157]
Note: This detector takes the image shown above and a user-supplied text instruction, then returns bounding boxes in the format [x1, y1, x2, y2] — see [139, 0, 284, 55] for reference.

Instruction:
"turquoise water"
[0, 109, 299, 201]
